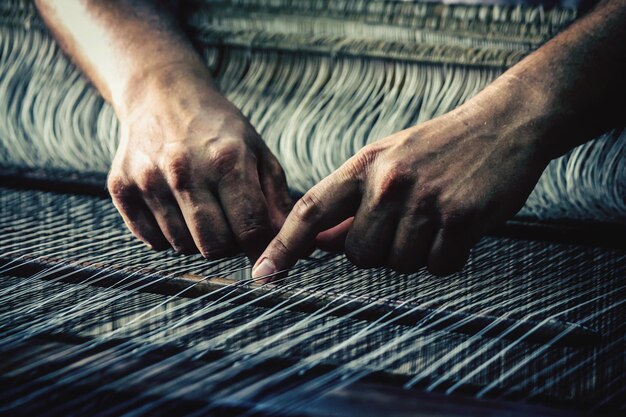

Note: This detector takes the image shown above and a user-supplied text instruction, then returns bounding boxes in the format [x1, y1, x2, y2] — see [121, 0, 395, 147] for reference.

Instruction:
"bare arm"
[35, 0, 197, 111]
[488, 0, 626, 157]
[37, 0, 293, 262]
[253, 0, 626, 279]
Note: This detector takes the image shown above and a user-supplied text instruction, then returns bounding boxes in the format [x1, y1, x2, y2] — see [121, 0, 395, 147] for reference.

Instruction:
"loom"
[0, 0, 625, 416]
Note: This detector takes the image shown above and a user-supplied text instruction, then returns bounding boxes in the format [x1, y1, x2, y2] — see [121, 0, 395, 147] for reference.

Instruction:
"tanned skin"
[36, 0, 294, 264]
[36, 1, 625, 280]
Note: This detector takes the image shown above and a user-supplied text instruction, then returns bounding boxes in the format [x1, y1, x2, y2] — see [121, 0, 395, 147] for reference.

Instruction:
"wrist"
[113, 60, 253, 151]
[456, 71, 567, 164]
[113, 59, 219, 121]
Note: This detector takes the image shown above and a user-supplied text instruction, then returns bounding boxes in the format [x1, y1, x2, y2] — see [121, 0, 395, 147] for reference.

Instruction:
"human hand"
[107, 65, 292, 262]
[252, 77, 553, 279]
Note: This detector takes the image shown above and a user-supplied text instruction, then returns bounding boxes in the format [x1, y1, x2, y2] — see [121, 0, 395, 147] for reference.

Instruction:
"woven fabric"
[1, 186, 624, 411]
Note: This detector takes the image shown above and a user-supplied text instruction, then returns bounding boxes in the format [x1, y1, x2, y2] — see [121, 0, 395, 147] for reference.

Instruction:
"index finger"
[251, 170, 361, 279]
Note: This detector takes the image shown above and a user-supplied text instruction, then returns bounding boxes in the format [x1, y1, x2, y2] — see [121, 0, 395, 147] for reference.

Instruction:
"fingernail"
[252, 257, 276, 279]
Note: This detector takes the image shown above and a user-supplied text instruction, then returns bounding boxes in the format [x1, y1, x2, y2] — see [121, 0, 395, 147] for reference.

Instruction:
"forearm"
[35, 0, 213, 114]
[475, 0, 626, 159]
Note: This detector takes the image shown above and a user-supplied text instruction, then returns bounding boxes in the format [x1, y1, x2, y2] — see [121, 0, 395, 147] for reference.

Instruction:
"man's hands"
[107, 66, 292, 262]
[35, 0, 290, 263]
[253, 0, 626, 280]
[252, 77, 551, 279]
[37, 0, 625, 276]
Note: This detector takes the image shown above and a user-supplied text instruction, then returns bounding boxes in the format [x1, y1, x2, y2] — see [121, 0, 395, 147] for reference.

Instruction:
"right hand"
[107, 65, 293, 262]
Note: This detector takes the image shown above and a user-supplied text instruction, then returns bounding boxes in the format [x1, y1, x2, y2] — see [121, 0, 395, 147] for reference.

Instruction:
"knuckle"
[293, 192, 323, 224]
[271, 235, 297, 259]
[372, 165, 412, 204]
[200, 245, 233, 260]
[347, 146, 378, 177]
[267, 154, 287, 180]
[439, 207, 472, 231]
[190, 215, 236, 258]
[164, 152, 193, 191]
[236, 223, 269, 245]
[134, 167, 162, 192]
[209, 141, 247, 180]
[196, 232, 236, 259]
[356, 144, 379, 165]
[107, 175, 131, 199]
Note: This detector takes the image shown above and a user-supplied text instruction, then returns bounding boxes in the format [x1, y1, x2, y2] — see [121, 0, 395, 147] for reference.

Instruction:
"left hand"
[252, 77, 553, 279]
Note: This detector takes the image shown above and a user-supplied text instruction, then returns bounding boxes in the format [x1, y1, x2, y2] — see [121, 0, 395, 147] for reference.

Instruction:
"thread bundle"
[0, 0, 623, 222]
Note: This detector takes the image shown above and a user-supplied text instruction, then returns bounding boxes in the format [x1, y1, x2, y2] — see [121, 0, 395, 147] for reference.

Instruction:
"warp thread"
[0, 187, 624, 411]
[0, 0, 624, 223]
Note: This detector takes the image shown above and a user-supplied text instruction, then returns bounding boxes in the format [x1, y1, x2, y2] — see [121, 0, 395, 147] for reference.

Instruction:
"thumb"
[252, 172, 361, 282]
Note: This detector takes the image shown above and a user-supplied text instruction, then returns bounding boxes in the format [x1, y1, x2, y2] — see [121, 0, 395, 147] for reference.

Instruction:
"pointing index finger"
[252, 170, 361, 280]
